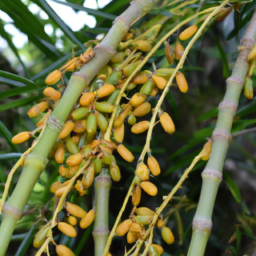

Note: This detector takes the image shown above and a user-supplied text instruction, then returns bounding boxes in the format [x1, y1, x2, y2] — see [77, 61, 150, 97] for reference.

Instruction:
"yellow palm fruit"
[150, 244, 164, 256]
[80, 91, 96, 106]
[45, 70, 61, 85]
[134, 40, 152, 52]
[147, 156, 161, 176]
[95, 102, 114, 113]
[73, 120, 87, 133]
[56, 245, 75, 256]
[175, 41, 184, 60]
[135, 164, 149, 181]
[12, 131, 31, 144]
[66, 136, 79, 154]
[134, 215, 153, 226]
[71, 135, 80, 145]
[33, 226, 49, 248]
[247, 43, 256, 62]
[132, 184, 141, 206]
[58, 122, 75, 139]
[55, 186, 68, 197]
[131, 121, 150, 134]
[75, 179, 84, 193]
[244, 77, 254, 99]
[58, 222, 77, 237]
[114, 123, 124, 143]
[157, 219, 164, 228]
[43, 87, 61, 100]
[66, 165, 79, 178]
[110, 162, 121, 182]
[80, 209, 95, 229]
[116, 219, 133, 236]
[82, 165, 94, 189]
[55, 142, 65, 164]
[123, 60, 142, 77]
[114, 104, 132, 127]
[96, 84, 115, 98]
[50, 181, 62, 193]
[127, 230, 139, 243]
[66, 153, 82, 166]
[150, 86, 158, 96]
[135, 207, 155, 216]
[27, 101, 49, 118]
[152, 75, 167, 90]
[111, 51, 125, 63]
[90, 140, 102, 149]
[161, 226, 175, 244]
[66, 202, 87, 218]
[60, 58, 77, 72]
[132, 102, 151, 117]
[58, 165, 67, 177]
[130, 222, 142, 234]
[179, 25, 198, 41]
[117, 144, 135, 162]
[130, 93, 146, 107]
[176, 72, 188, 93]
[200, 139, 212, 161]
[165, 42, 175, 64]
[68, 216, 77, 226]
[159, 112, 175, 134]
[133, 72, 149, 84]
[140, 181, 158, 196]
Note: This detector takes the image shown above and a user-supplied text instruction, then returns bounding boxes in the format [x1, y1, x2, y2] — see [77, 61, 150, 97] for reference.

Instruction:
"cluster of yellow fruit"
[11, 24, 199, 254]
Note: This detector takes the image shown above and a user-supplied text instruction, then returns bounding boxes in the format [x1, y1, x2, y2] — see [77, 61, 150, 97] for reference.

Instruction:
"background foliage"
[1, 0, 256, 255]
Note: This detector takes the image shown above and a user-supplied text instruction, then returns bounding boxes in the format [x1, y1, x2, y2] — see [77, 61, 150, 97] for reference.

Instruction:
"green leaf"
[236, 100, 256, 118]
[0, 71, 36, 87]
[49, 0, 116, 20]
[235, 225, 241, 255]
[0, 153, 22, 160]
[33, 0, 86, 50]
[74, 224, 93, 255]
[223, 172, 241, 203]
[0, 121, 18, 151]
[0, 21, 31, 78]
[197, 108, 218, 121]
[0, 96, 41, 112]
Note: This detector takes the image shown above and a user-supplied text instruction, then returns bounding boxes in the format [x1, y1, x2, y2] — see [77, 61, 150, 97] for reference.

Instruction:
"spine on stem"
[187, 7, 256, 256]
[0, 0, 158, 255]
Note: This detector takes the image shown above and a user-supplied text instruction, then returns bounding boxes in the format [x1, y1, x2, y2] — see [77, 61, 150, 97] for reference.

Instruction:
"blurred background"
[1, 0, 256, 255]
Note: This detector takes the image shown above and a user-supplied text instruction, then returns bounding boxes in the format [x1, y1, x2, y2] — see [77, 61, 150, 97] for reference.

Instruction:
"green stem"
[187, 7, 256, 256]
[93, 169, 112, 256]
[0, 0, 158, 255]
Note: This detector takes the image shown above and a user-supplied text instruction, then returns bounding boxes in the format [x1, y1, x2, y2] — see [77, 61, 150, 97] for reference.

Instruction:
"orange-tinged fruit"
[66, 165, 79, 178]
[58, 222, 77, 237]
[140, 181, 158, 196]
[96, 84, 115, 98]
[61, 58, 77, 72]
[127, 230, 139, 243]
[80, 92, 96, 106]
[90, 140, 102, 149]
[150, 86, 158, 96]
[50, 181, 62, 193]
[80, 209, 95, 229]
[110, 162, 121, 182]
[132, 102, 151, 117]
[43, 87, 61, 100]
[68, 216, 77, 226]
[117, 144, 135, 162]
[147, 156, 161, 176]
[200, 139, 212, 161]
[45, 70, 61, 85]
[82, 165, 94, 189]
[130, 222, 142, 234]
[132, 184, 141, 206]
[55, 186, 68, 197]
[150, 244, 164, 256]
[161, 226, 175, 244]
[12, 131, 31, 144]
[165, 42, 175, 64]
[66, 153, 82, 166]
[152, 75, 167, 90]
[116, 219, 133, 236]
[134, 40, 152, 52]
[135, 207, 155, 216]
[175, 41, 184, 60]
[179, 25, 198, 41]
[130, 93, 146, 107]
[114, 104, 132, 127]
[33, 226, 49, 248]
[157, 219, 164, 228]
[27, 101, 49, 118]
[58, 165, 67, 177]
[176, 72, 188, 93]
[133, 72, 149, 84]
[159, 112, 175, 134]
[135, 164, 149, 181]
[71, 135, 80, 145]
[73, 120, 87, 133]
[114, 123, 124, 143]
[56, 245, 75, 256]
[58, 122, 75, 139]
[55, 142, 65, 164]
[131, 121, 150, 134]
[66, 202, 87, 218]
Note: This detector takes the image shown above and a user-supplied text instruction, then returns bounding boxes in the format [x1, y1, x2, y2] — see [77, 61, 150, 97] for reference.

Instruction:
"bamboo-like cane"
[187, 7, 256, 256]
[0, 1, 158, 255]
